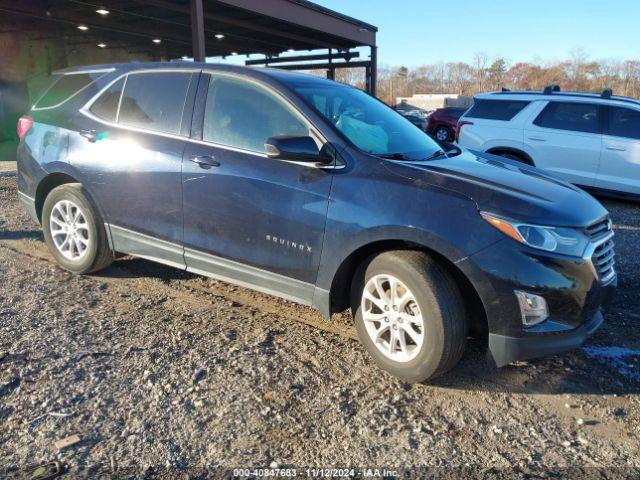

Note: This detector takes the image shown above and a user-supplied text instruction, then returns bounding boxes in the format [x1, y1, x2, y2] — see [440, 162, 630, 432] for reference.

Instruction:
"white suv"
[457, 86, 640, 197]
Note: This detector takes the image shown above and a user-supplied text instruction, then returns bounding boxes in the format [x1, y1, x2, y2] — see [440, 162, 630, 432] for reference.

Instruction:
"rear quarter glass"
[32, 72, 108, 111]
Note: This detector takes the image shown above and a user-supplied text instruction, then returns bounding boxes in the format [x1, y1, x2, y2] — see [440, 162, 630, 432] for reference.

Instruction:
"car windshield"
[291, 81, 442, 159]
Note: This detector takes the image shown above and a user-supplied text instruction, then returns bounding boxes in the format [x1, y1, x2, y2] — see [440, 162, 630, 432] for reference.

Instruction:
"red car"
[427, 107, 467, 142]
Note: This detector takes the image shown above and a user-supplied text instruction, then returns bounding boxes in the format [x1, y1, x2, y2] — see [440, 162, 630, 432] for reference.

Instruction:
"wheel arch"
[435, 123, 453, 132]
[35, 172, 81, 222]
[34, 168, 105, 228]
[485, 147, 535, 165]
[327, 238, 488, 338]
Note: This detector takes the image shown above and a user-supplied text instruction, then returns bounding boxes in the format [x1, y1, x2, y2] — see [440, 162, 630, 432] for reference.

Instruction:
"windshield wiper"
[423, 149, 447, 161]
[377, 152, 412, 160]
[377, 150, 447, 161]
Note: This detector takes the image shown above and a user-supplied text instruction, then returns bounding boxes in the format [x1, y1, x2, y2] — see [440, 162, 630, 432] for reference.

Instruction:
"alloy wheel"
[49, 200, 90, 261]
[361, 274, 424, 362]
[436, 128, 449, 141]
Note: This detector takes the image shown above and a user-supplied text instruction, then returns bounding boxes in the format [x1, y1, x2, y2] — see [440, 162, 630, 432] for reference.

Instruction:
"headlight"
[481, 212, 590, 257]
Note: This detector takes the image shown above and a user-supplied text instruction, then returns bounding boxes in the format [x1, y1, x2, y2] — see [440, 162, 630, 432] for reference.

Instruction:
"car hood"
[390, 149, 608, 227]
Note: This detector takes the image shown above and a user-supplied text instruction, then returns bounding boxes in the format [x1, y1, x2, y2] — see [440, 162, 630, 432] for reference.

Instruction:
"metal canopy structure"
[0, 0, 378, 94]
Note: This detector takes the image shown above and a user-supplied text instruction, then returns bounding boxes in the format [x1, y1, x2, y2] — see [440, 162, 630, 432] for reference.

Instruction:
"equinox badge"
[266, 234, 312, 253]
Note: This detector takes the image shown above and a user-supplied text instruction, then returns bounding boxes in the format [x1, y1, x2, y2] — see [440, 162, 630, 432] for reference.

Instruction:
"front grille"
[592, 238, 615, 283]
[585, 217, 612, 239]
[584, 217, 615, 283]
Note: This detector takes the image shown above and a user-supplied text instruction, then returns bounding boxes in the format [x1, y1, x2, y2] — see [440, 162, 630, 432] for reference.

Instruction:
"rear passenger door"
[77, 70, 198, 267]
[597, 105, 640, 195]
[182, 72, 334, 303]
[524, 101, 603, 187]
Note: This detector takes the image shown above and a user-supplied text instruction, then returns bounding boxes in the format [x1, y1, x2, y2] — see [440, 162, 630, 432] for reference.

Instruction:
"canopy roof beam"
[245, 51, 359, 66]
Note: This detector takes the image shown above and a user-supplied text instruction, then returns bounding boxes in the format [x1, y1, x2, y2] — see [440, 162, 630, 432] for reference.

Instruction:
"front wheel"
[351, 250, 467, 382]
[42, 183, 113, 274]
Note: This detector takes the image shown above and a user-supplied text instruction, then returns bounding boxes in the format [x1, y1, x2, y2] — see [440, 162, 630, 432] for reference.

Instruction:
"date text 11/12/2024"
[232, 467, 399, 477]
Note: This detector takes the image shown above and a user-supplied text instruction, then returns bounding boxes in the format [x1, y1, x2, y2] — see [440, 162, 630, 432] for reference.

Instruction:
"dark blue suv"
[16, 63, 616, 381]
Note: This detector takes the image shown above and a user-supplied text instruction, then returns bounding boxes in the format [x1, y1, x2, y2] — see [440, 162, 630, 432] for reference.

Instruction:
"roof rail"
[489, 88, 640, 105]
[543, 84, 561, 95]
[601, 88, 613, 99]
[501, 87, 510, 92]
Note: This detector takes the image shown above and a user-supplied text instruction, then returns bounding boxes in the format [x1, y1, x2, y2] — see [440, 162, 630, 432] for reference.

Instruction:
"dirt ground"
[1, 170, 639, 478]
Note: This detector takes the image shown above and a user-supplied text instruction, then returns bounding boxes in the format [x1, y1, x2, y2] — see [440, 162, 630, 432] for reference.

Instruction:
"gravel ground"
[0, 161, 16, 173]
[1, 172, 639, 478]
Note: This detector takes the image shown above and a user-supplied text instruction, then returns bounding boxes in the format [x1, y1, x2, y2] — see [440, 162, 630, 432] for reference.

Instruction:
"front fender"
[316, 224, 469, 293]
[316, 206, 503, 295]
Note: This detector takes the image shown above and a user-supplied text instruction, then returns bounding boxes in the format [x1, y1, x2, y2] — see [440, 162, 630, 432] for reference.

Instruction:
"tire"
[42, 183, 113, 274]
[351, 250, 467, 383]
[435, 126, 452, 142]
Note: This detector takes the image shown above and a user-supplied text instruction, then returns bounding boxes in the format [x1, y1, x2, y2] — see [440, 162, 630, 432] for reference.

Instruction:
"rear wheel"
[42, 184, 113, 274]
[435, 126, 452, 142]
[351, 250, 467, 382]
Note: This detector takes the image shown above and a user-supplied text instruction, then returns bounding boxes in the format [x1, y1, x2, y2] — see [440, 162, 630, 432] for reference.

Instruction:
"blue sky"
[312, 0, 640, 67]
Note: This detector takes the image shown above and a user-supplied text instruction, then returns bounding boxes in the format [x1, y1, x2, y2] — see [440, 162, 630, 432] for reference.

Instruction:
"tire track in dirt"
[0, 238, 358, 341]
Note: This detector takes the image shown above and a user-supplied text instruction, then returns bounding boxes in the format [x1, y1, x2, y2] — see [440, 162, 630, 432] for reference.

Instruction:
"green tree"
[487, 58, 507, 90]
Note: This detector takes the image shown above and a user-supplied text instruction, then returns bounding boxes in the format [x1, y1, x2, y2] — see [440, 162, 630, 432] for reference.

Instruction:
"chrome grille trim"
[584, 217, 612, 239]
[582, 217, 615, 284]
[592, 238, 616, 284]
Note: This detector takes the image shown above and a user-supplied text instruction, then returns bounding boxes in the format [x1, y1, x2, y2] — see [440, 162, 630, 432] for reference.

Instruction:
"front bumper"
[489, 308, 605, 367]
[457, 237, 617, 367]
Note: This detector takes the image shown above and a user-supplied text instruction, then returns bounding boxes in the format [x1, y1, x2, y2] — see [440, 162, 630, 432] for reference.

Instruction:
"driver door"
[182, 73, 334, 303]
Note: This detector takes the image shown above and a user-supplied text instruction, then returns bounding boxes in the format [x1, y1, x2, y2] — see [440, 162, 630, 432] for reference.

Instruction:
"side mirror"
[265, 136, 332, 164]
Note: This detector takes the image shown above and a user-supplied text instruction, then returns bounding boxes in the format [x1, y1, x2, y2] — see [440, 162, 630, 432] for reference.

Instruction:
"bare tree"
[472, 52, 490, 92]
[315, 52, 640, 105]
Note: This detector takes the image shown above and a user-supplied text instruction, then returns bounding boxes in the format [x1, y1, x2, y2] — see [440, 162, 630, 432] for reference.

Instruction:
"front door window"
[203, 75, 308, 153]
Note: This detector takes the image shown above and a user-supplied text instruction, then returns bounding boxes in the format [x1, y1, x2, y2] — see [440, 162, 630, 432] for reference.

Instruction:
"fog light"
[514, 290, 549, 327]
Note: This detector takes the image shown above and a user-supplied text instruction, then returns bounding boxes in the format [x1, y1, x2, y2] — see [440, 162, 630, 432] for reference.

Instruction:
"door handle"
[190, 155, 220, 169]
[79, 129, 98, 143]
[606, 145, 626, 151]
[528, 136, 546, 142]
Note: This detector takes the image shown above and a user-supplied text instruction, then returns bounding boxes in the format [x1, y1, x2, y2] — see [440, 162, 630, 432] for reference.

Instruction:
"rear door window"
[465, 99, 529, 121]
[533, 102, 600, 134]
[607, 106, 640, 140]
[89, 77, 125, 123]
[118, 72, 192, 135]
[203, 74, 308, 153]
[33, 72, 104, 110]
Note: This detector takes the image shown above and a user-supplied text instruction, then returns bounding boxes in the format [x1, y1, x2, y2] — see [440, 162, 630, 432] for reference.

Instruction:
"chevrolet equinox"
[17, 63, 616, 382]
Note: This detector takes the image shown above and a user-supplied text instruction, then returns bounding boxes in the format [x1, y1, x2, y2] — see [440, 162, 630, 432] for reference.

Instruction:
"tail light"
[17, 116, 33, 139]
[455, 120, 473, 143]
